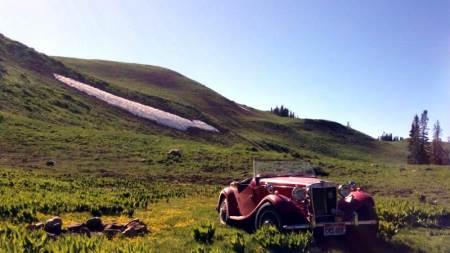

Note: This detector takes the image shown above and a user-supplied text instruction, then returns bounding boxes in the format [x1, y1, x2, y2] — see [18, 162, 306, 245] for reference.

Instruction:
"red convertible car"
[217, 159, 378, 237]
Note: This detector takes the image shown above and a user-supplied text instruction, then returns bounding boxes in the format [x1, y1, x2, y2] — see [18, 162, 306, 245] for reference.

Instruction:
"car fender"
[231, 193, 300, 221]
[217, 187, 240, 216]
[261, 193, 294, 213]
[338, 190, 376, 220]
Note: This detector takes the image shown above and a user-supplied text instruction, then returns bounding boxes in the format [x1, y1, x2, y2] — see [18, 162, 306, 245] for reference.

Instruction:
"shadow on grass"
[318, 238, 414, 253]
[231, 220, 414, 253]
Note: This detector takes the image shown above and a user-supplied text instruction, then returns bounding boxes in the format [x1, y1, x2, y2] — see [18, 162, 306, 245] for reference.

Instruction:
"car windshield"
[253, 159, 316, 177]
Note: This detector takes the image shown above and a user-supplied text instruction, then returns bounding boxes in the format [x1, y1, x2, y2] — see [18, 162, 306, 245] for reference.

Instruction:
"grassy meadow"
[0, 34, 449, 252]
[0, 161, 449, 253]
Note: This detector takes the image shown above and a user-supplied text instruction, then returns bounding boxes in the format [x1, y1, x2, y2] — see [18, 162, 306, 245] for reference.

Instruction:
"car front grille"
[311, 187, 337, 222]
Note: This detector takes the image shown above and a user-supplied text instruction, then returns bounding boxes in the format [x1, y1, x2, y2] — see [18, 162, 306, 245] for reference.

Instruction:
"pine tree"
[418, 110, 431, 164]
[273, 106, 279, 115]
[407, 115, 421, 164]
[271, 105, 297, 118]
[431, 121, 446, 164]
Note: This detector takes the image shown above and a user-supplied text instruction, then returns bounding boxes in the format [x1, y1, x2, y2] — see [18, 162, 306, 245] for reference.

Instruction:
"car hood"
[259, 177, 331, 187]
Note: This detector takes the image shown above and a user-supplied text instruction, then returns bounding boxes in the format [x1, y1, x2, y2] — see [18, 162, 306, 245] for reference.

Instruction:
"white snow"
[239, 105, 250, 112]
[54, 74, 219, 132]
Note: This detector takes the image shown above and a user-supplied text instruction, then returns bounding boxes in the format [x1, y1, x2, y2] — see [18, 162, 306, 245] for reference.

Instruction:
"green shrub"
[191, 246, 221, 253]
[230, 232, 245, 253]
[0, 167, 219, 223]
[15, 209, 37, 223]
[0, 114, 4, 123]
[376, 198, 449, 228]
[0, 225, 49, 252]
[191, 246, 209, 253]
[254, 225, 312, 253]
[192, 222, 215, 244]
[378, 220, 399, 240]
[0, 223, 155, 252]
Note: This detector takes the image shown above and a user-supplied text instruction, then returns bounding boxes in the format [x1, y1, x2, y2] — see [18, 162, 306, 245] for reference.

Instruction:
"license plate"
[323, 223, 346, 236]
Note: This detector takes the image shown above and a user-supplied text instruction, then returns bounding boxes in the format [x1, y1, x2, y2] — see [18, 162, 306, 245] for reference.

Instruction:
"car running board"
[283, 220, 378, 230]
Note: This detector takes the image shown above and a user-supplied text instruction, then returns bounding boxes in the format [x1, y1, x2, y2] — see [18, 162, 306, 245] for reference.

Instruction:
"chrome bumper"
[283, 220, 378, 230]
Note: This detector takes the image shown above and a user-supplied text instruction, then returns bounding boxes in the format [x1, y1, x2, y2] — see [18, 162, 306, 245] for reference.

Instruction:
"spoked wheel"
[219, 198, 230, 225]
[255, 203, 282, 230]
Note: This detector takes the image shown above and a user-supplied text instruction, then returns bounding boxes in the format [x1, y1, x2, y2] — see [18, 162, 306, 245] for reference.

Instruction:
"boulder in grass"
[167, 149, 182, 158]
[46, 160, 55, 167]
[85, 217, 104, 231]
[67, 225, 91, 237]
[122, 223, 148, 237]
[67, 224, 90, 236]
[125, 218, 140, 228]
[27, 222, 44, 230]
[78, 227, 91, 237]
[122, 226, 138, 237]
[419, 194, 427, 203]
[44, 216, 62, 235]
[104, 228, 122, 238]
[104, 223, 125, 231]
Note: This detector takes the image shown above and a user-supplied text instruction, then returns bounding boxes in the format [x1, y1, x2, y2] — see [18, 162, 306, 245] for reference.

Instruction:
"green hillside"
[0, 33, 397, 180]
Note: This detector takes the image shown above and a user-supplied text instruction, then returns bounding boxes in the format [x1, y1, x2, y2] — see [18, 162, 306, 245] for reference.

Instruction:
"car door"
[236, 178, 258, 216]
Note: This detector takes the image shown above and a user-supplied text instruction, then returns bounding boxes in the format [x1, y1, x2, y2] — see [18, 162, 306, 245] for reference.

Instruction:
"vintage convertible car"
[217, 159, 378, 237]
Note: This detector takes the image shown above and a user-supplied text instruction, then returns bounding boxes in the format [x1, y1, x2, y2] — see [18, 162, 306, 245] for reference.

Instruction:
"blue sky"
[1, 0, 449, 138]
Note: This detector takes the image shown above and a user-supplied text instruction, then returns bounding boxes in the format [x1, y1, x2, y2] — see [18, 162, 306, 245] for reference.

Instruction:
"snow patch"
[54, 74, 219, 132]
[239, 105, 250, 112]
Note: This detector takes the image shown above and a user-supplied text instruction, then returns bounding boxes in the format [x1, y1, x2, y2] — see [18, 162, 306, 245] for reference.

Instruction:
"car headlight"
[338, 184, 352, 197]
[292, 187, 307, 201]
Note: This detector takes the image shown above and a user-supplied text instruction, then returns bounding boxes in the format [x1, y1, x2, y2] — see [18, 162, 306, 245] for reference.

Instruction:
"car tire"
[255, 202, 282, 230]
[219, 198, 230, 225]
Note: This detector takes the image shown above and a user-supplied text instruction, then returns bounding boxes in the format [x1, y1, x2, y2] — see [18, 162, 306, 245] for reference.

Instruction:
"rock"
[46, 160, 55, 167]
[35, 222, 45, 230]
[122, 225, 147, 237]
[67, 224, 88, 233]
[104, 228, 122, 238]
[104, 223, 125, 231]
[85, 217, 104, 231]
[44, 216, 62, 235]
[66, 225, 90, 237]
[27, 222, 44, 230]
[122, 219, 148, 237]
[78, 227, 91, 237]
[419, 194, 427, 203]
[125, 218, 140, 228]
[122, 226, 138, 237]
[167, 149, 181, 158]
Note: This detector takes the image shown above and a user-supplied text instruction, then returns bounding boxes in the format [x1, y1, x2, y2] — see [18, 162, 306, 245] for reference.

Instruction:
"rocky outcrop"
[85, 217, 103, 231]
[44, 216, 62, 235]
[27, 217, 148, 238]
